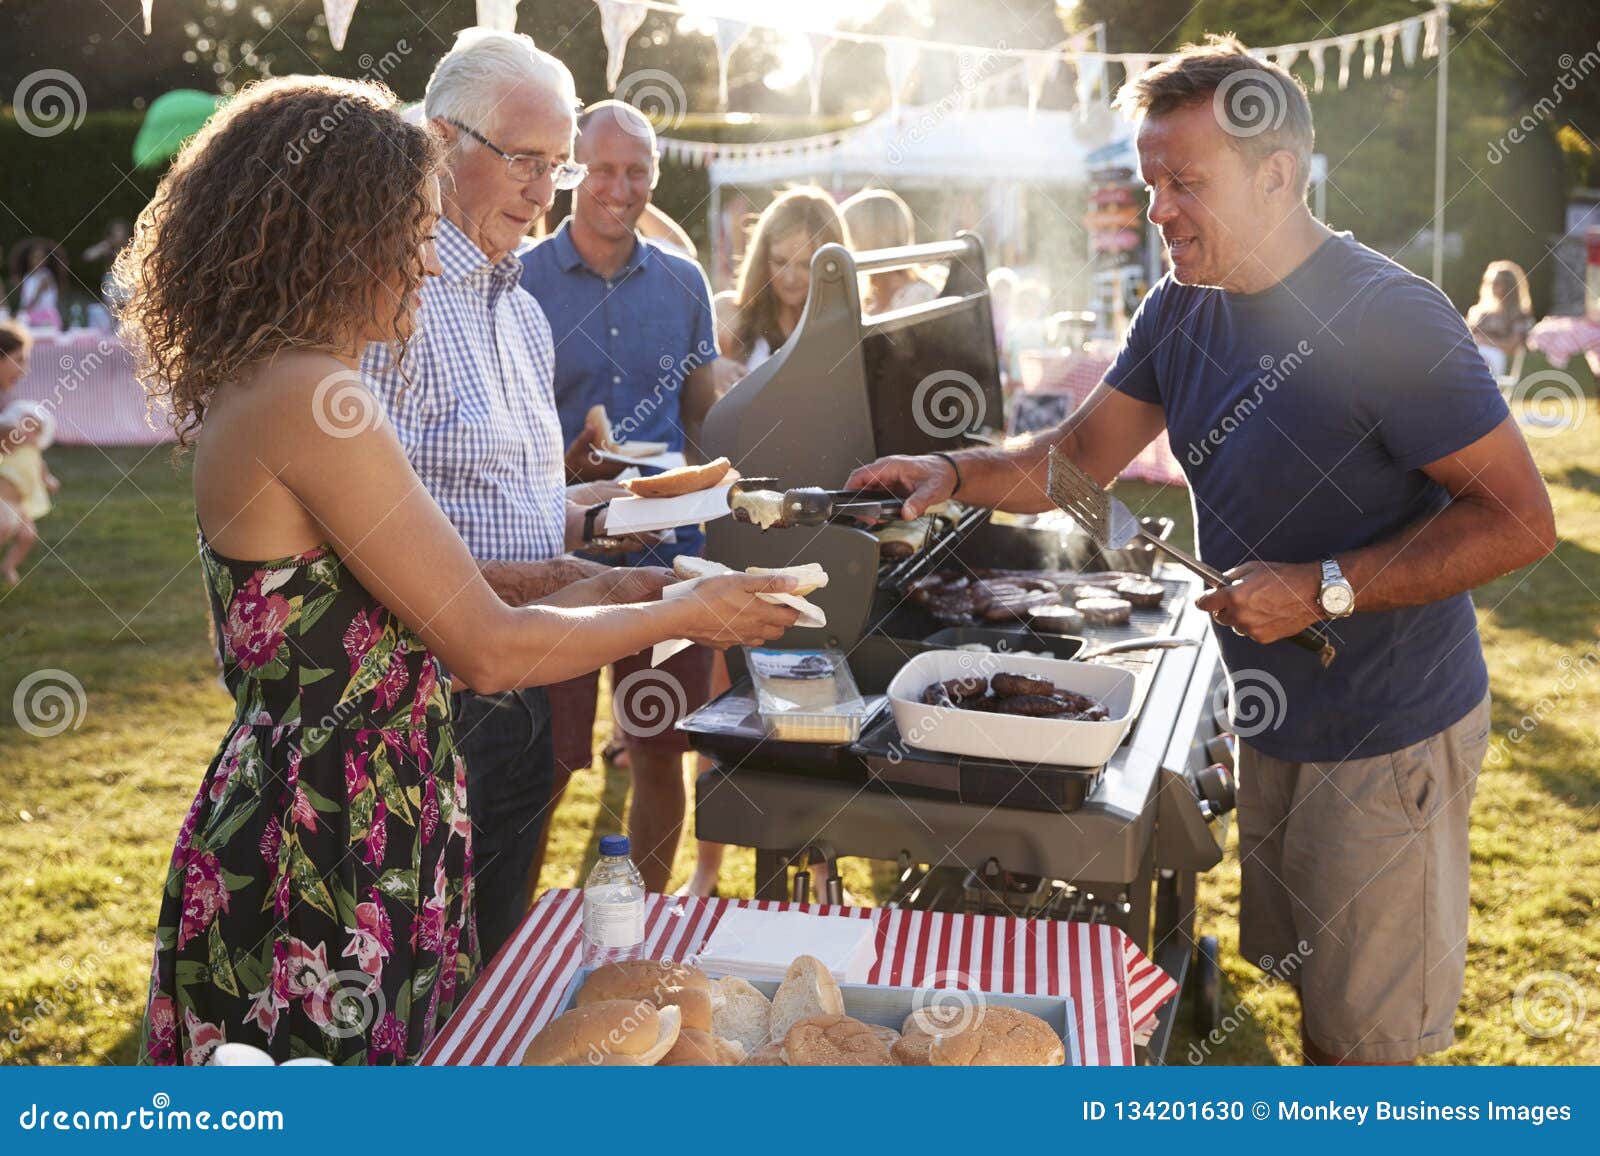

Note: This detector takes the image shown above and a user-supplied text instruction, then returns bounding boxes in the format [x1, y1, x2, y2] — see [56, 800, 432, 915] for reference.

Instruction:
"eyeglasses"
[445, 118, 588, 190]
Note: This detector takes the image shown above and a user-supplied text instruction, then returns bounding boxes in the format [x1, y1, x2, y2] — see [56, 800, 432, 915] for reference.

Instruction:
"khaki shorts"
[1236, 693, 1491, 1063]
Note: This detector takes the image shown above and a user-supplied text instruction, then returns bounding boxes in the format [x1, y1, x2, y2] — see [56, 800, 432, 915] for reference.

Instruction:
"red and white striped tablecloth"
[13, 330, 173, 446]
[423, 890, 1179, 1067]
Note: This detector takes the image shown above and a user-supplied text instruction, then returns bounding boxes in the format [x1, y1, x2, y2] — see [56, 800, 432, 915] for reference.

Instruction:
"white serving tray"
[555, 965, 1080, 1065]
[885, 651, 1137, 767]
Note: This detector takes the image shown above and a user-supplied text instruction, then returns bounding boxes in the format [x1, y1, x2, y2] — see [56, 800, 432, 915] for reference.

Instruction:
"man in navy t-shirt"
[850, 36, 1555, 1064]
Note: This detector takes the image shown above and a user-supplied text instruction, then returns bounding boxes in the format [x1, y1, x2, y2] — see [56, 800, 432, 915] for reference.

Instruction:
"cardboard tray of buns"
[555, 965, 1082, 1066]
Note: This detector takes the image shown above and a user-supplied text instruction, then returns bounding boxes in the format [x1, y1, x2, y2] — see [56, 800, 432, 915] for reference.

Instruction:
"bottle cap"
[599, 835, 631, 857]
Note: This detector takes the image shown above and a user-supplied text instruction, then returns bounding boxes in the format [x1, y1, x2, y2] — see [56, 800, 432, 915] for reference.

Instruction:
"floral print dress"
[141, 538, 476, 1065]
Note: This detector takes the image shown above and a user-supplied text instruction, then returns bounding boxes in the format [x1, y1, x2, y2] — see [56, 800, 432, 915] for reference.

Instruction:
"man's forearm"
[1340, 495, 1552, 613]
[479, 555, 611, 606]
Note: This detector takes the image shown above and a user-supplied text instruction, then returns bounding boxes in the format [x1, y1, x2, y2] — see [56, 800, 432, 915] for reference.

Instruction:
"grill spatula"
[1047, 448, 1336, 667]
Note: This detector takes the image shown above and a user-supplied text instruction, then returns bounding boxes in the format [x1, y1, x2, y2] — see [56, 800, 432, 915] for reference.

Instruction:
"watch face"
[1321, 583, 1355, 616]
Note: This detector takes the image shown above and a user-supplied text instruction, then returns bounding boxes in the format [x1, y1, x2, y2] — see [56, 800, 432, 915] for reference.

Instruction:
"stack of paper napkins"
[697, 907, 877, 984]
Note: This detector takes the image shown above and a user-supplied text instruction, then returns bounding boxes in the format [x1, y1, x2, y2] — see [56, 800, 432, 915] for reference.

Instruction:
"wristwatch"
[1317, 558, 1355, 618]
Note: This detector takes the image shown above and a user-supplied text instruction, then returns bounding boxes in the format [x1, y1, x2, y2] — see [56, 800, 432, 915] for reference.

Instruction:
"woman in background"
[118, 76, 798, 1066]
[1467, 259, 1534, 379]
[720, 186, 849, 375]
[840, 188, 940, 314]
[10, 240, 66, 329]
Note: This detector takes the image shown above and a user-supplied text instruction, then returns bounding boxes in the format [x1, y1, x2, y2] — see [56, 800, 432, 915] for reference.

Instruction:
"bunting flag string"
[582, 0, 1441, 92]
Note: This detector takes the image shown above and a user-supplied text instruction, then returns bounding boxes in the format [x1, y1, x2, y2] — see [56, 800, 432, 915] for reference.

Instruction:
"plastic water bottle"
[582, 835, 646, 968]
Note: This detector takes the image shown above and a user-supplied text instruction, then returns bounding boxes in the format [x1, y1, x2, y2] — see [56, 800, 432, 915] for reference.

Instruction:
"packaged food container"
[746, 647, 873, 744]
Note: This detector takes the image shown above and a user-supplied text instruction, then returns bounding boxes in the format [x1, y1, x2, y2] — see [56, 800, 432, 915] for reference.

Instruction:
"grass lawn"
[3, 357, 1597, 1065]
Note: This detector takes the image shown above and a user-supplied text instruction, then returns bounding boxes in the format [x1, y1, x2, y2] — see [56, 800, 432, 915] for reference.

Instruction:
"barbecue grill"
[687, 235, 1235, 1060]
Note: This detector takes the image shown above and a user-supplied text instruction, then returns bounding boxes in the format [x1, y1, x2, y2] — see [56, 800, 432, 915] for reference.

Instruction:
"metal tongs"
[728, 476, 906, 529]
[1046, 448, 1337, 667]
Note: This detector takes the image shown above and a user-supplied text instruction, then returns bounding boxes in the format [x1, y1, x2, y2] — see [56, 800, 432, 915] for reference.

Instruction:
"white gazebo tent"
[702, 105, 1108, 284]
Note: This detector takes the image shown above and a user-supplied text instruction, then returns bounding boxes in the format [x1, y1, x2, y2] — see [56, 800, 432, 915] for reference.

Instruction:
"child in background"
[0, 323, 57, 586]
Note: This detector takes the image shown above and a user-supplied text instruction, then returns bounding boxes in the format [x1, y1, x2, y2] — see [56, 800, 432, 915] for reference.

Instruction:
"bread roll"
[711, 976, 773, 1054]
[769, 955, 844, 1042]
[929, 1005, 1065, 1066]
[522, 1000, 681, 1066]
[575, 959, 715, 1033]
[781, 1014, 893, 1066]
[745, 563, 829, 597]
[672, 555, 731, 581]
[622, 457, 732, 498]
[658, 1028, 746, 1066]
[744, 1042, 787, 1066]
[890, 1004, 966, 1066]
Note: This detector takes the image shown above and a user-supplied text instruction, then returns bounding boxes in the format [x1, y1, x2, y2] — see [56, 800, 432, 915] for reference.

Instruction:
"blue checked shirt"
[363, 219, 568, 563]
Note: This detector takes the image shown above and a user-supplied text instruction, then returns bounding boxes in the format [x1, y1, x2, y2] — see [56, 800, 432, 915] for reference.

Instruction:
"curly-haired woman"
[118, 76, 800, 1066]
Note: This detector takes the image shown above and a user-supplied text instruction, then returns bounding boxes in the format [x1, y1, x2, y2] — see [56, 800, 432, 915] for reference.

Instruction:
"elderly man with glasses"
[362, 29, 669, 962]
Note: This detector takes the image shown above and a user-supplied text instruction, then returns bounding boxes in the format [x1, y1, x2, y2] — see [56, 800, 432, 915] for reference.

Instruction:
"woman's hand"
[672, 573, 802, 648]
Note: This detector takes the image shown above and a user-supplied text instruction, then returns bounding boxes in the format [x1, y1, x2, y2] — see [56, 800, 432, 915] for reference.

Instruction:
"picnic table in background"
[1528, 314, 1600, 377]
[423, 890, 1179, 1066]
[1012, 349, 1188, 488]
[13, 329, 172, 446]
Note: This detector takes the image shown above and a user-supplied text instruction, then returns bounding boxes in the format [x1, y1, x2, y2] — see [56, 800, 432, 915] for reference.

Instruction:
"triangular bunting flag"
[1337, 36, 1355, 89]
[805, 32, 835, 117]
[1423, 9, 1443, 58]
[1024, 52, 1056, 118]
[883, 41, 918, 121]
[713, 18, 749, 109]
[1276, 47, 1300, 72]
[1309, 43, 1326, 92]
[1362, 33, 1379, 79]
[1074, 53, 1105, 120]
[323, 0, 358, 50]
[141, 0, 154, 34]
[475, 0, 519, 33]
[1380, 27, 1397, 75]
[596, 0, 648, 92]
[1399, 17, 1421, 67]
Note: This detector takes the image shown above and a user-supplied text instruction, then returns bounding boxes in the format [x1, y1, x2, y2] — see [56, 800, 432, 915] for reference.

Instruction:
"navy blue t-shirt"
[1105, 233, 1508, 761]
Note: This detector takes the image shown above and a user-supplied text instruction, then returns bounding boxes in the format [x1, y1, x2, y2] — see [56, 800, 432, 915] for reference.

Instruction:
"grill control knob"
[1195, 762, 1236, 820]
